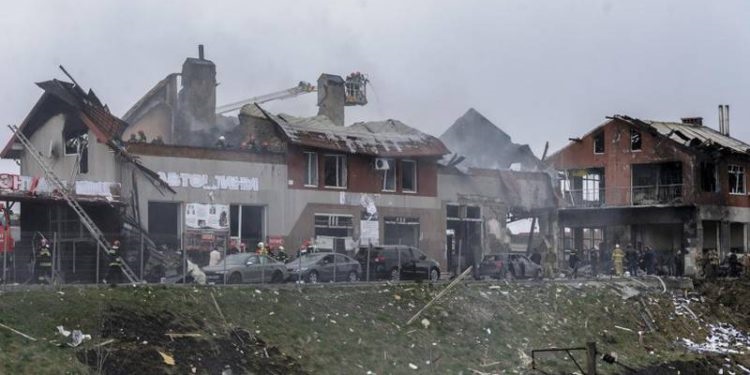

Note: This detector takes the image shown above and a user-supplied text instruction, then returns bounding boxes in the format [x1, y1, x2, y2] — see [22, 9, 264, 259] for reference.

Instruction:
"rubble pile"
[76, 307, 306, 375]
[681, 323, 750, 355]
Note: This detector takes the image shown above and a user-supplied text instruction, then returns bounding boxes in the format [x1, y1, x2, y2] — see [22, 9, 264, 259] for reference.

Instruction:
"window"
[314, 214, 353, 237]
[593, 131, 604, 154]
[64, 132, 89, 173]
[630, 128, 642, 151]
[303, 152, 318, 187]
[700, 162, 718, 193]
[148, 202, 180, 248]
[401, 160, 417, 192]
[582, 173, 602, 202]
[324, 154, 347, 188]
[728, 165, 746, 194]
[381, 158, 396, 191]
[466, 206, 481, 220]
[229, 205, 265, 248]
[446, 205, 460, 220]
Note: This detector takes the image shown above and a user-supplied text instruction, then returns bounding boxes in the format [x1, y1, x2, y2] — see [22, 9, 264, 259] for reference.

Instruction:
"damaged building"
[438, 109, 558, 272]
[548, 109, 750, 274]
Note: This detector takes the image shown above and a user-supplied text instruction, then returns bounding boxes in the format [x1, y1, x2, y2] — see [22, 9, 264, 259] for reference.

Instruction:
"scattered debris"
[158, 351, 176, 366]
[56, 325, 92, 347]
[680, 323, 750, 354]
[0, 322, 36, 341]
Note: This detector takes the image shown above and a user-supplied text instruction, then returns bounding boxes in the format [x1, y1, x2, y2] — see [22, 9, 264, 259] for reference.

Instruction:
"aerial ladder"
[215, 81, 316, 114]
[215, 72, 370, 114]
[8, 124, 140, 284]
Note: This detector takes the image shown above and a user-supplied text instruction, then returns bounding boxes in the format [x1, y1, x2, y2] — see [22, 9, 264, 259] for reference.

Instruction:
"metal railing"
[562, 184, 684, 208]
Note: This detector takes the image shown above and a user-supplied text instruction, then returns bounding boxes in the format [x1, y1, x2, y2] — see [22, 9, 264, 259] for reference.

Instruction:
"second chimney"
[317, 74, 346, 126]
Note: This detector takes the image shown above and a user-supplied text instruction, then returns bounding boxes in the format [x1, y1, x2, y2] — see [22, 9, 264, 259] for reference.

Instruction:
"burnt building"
[438, 109, 558, 272]
[547, 110, 749, 274]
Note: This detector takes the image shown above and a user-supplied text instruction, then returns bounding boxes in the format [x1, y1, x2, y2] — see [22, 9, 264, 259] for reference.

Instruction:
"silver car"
[286, 253, 362, 283]
[203, 253, 288, 284]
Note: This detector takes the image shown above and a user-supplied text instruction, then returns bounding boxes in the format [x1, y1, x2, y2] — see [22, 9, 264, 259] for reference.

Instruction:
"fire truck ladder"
[8, 124, 140, 283]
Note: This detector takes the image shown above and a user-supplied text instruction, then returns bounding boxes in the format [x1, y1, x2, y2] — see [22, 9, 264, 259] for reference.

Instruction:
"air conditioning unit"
[374, 158, 390, 170]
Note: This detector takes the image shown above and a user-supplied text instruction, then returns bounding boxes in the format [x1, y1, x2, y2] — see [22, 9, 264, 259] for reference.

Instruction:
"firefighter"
[35, 238, 52, 284]
[256, 242, 268, 256]
[612, 243, 625, 277]
[275, 246, 289, 263]
[104, 240, 124, 284]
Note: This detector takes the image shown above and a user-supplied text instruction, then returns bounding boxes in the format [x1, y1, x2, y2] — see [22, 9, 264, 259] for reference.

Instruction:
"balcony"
[562, 184, 684, 208]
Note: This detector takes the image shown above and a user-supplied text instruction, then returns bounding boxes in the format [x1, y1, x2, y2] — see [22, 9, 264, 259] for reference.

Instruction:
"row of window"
[303, 152, 418, 193]
[592, 128, 642, 154]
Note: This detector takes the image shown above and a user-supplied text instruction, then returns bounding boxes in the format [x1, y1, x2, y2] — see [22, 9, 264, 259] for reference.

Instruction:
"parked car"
[203, 253, 288, 284]
[477, 254, 505, 279]
[504, 253, 543, 279]
[355, 245, 441, 282]
[286, 252, 362, 283]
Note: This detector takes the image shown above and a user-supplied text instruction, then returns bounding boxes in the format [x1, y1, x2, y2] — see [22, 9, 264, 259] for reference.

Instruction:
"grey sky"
[1, 0, 749, 172]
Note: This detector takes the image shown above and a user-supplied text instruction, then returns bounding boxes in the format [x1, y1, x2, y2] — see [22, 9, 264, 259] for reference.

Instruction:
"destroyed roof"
[613, 115, 750, 155]
[439, 108, 542, 170]
[1, 79, 175, 194]
[251, 104, 449, 157]
[2, 79, 127, 158]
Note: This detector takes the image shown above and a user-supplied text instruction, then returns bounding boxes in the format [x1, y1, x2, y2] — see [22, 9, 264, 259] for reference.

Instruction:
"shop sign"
[158, 171, 259, 192]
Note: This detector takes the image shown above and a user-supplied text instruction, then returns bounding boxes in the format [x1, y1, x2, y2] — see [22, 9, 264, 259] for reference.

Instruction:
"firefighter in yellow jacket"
[612, 243, 625, 277]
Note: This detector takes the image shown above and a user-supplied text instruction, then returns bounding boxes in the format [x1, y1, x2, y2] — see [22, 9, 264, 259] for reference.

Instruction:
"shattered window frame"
[401, 159, 417, 193]
[303, 151, 319, 187]
[323, 154, 347, 189]
[630, 128, 642, 151]
[728, 164, 746, 195]
[593, 131, 605, 154]
[700, 161, 719, 193]
[381, 158, 396, 192]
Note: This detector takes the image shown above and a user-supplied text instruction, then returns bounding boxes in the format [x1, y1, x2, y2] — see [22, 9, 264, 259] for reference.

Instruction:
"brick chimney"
[681, 117, 703, 126]
[177, 45, 217, 138]
[317, 74, 345, 126]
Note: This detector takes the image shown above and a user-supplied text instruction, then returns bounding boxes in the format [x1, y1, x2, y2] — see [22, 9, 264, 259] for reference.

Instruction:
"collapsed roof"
[440, 108, 543, 171]
[249, 104, 449, 158]
[612, 115, 750, 156]
[1, 79, 174, 194]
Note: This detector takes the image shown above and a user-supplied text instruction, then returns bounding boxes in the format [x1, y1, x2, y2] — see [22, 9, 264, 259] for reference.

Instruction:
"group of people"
[696, 248, 748, 279]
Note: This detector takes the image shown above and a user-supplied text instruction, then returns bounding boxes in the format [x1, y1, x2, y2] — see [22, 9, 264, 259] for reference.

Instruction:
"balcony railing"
[562, 184, 684, 208]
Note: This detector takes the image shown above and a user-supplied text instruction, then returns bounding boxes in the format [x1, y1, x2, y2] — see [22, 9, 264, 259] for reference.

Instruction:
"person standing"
[34, 238, 52, 284]
[643, 246, 655, 275]
[104, 240, 124, 284]
[612, 244, 625, 277]
[569, 249, 579, 279]
[727, 249, 740, 278]
[209, 247, 221, 266]
[227, 241, 240, 255]
[256, 242, 268, 256]
[625, 244, 638, 276]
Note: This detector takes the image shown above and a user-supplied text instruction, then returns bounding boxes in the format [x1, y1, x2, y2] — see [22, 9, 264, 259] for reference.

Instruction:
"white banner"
[185, 203, 230, 230]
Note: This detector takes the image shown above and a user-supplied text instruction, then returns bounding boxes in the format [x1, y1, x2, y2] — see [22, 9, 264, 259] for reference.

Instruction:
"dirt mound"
[77, 307, 306, 375]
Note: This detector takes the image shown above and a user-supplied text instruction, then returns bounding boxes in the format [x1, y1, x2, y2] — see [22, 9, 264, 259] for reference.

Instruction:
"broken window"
[728, 164, 746, 194]
[581, 172, 602, 202]
[630, 128, 642, 151]
[730, 223, 746, 253]
[381, 158, 396, 192]
[593, 131, 605, 154]
[384, 217, 420, 247]
[700, 162, 718, 192]
[401, 160, 417, 192]
[303, 152, 318, 187]
[582, 228, 603, 250]
[323, 154, 347, 188]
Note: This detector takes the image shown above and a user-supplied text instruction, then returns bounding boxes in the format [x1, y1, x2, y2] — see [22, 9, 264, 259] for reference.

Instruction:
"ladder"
[8, 125, 140, 283]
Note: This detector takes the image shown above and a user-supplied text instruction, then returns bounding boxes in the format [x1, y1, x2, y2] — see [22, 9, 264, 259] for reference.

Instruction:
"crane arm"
[216, 81, 315, 114]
